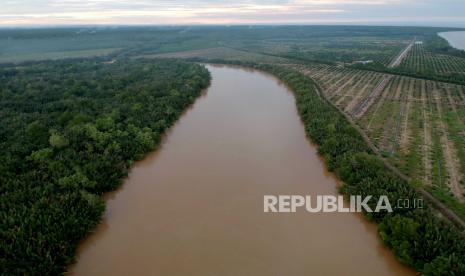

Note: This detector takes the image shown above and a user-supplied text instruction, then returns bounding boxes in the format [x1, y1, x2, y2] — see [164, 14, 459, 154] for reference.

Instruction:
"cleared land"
[290, 63, 465, 205]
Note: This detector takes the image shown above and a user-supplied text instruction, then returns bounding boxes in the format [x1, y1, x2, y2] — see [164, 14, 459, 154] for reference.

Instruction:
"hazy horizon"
[2, 0, 465, 28]
[1, 22, 465, 29]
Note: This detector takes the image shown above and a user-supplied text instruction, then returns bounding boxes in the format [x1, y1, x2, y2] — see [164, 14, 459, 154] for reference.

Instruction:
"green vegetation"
[427, 33, 465, 59]
[283, 60, 465, 220]
[351, 37, 465, 85]
[0, 58, 210, 274]
[0, 48, 121, 63]
[2, 25, 465, 275]
[1, 25, 458, 65]
[201, 59, 465, 274]
[398, 43, 465, 85]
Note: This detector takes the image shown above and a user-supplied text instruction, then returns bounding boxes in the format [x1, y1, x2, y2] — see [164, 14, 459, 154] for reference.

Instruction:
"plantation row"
[400, 43, 465, 77]
[289, 64, 387, 113]
[392, 43, 465, 85]
[291, 63, 465, 218]
[361, 76, 465, 199]
[373, 52, 398, 66]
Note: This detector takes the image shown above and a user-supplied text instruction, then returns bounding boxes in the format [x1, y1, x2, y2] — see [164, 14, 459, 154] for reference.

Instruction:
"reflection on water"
[69, 65, 413, 275]
[439, 31, 465, 51]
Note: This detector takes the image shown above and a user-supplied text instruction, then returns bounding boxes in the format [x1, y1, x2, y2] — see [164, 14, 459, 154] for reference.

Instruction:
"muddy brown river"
[69, 65, 413, 275]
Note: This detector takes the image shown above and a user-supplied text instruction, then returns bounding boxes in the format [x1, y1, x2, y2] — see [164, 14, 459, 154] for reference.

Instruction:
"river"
[69, 64, 413, 275]
[439, 31, 465, 51]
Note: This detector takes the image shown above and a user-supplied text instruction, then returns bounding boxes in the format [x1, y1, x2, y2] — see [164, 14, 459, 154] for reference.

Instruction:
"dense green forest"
[0, 59, 210, 274]
[195, 58, 465, 275]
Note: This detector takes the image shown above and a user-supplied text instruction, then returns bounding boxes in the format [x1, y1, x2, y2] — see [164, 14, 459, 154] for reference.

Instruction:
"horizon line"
[1, 22, 465, 29]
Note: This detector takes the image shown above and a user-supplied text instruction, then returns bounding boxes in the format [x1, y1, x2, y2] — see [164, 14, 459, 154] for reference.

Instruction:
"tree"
[49, 131, 69, 149]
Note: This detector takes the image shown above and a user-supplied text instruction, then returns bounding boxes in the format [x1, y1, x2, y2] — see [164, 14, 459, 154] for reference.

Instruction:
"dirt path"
[381, 104, 398, 154]
[391, 94, 406, 156]
[366, 77, 395, 130]
[291, 65, 344, 97]
[311, 68, 331, 80]
[400, 78, 414, 152]
[327, 72, 364, 100]
[289, 63, 464, 201]
[326, 71, 357, 93]
[352, 39, 413, 120]
[335, 72, 368, 107]
[433, 84, 464, 200]
[448, 84, 465, 104]
[319, 68, 339, 84]
[324, 69, 350, 88]
[345, 74, 384, 113]
[353, 75, 393, 118]
[445, 84, 465, 129]
[382, 77, 407, 156]
[388, 40, 415, 68]
[321, 72, 344, 90]
[309, 71, 465, 229]
[421, 80, 433, 186]
[326, 73, 350, 92]
[393, 77, 405, 100]
[459, 85, 465, 103]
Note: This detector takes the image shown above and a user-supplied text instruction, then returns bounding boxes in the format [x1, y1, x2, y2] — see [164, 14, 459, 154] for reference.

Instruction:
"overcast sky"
[1, 0, 465, 27]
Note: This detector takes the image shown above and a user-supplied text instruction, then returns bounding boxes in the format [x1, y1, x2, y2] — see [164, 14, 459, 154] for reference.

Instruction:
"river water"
[69, 65, 413, 275]
[439, 31, 465, 51]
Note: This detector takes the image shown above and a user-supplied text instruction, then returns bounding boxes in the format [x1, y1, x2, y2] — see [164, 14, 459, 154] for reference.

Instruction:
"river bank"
[69, 64, 412, 275]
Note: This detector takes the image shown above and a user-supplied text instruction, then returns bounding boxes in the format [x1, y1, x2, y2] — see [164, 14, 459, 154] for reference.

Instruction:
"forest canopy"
[0, 58, 210, 274]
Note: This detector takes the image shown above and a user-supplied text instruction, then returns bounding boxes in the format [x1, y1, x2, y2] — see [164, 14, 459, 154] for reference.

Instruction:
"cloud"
[0, 0, 463, 26]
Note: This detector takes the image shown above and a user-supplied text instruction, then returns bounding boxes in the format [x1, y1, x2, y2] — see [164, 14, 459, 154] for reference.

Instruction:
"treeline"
[350, 61, 465, 86]
[0, 59, 210, 274]
[191, 58, 465, 275]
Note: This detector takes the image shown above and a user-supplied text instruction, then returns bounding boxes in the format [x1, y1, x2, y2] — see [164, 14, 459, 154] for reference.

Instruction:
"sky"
[1, 0, 465, 27]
